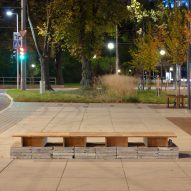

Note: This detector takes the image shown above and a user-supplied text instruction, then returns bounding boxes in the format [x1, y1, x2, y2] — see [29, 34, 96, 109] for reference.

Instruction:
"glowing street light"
[159, 49, 166, 90]
[31, 64, 36, 68]
[6, 11, 14, 16]
[107, 42, 114, 50]
[160, 49, 166, 56]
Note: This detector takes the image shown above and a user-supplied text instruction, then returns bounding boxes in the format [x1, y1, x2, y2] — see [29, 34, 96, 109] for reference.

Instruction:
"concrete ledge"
[10, 146, 179, 160]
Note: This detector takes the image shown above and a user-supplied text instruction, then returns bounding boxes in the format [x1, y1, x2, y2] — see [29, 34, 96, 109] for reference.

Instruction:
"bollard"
[40, 80, 45, 94]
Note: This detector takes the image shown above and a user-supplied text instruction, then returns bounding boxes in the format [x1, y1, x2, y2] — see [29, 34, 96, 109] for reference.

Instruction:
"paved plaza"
[0, 93, 191, 190]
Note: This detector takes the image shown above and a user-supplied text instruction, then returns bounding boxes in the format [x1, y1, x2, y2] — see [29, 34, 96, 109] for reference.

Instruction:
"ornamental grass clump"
[99, 74, 137, 100]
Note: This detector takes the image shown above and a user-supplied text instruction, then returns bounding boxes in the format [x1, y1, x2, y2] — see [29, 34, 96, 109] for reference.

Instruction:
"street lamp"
[6, 10, 19, 90]
[107, 42, 114, 50]
[31, 64, 36, 68]
[107, 42, 115, 73]
[160, 49, 166, 56]
[160, 49, 166, 90]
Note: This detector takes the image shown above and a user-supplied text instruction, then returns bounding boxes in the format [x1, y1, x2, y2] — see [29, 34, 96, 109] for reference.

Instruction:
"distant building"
[163, 0, 188, 8]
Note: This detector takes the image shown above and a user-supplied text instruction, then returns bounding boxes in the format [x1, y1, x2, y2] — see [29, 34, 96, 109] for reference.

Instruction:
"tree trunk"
[80, 55, 92, 89]
[42, 7, 52, 90]
[142, 68, 145, 90]
[55, 45, 64, 85]
[173, 64, 177, 90]
[27, 1, 52, 91]
[147, 70, 151, 90]
[78, 1, 92, 89]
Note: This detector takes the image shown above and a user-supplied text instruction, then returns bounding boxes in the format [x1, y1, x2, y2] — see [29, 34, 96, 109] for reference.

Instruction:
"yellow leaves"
[37, 23, 47, 36]
[184, 11, 191, 43]
[185, 11, 191, 23]
[130, 33, 160, 71]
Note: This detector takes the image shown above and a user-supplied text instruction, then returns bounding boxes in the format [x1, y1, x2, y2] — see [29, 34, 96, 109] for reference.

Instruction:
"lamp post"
[20, 0, 27, 90]
[107, 26, 120, 75]
[160, 49, 166, 90]
[107, 42, 115, 73]
[6, 11, 19, 90]
[115, 25, 119, 75]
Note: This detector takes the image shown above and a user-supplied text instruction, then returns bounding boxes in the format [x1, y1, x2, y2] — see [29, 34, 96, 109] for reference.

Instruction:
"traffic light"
[19, 47, 25, 60]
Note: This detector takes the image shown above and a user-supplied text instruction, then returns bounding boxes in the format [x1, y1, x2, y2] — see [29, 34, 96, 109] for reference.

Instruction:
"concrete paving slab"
[63, 161, 124, 178]
[176, 161, 191, 179]
[0, 159, 12, 172]
[127, 179, 191, 191]
[0, 160, 67, 178]
[57, 177, 129, 191]
[0, 177, 59, 191]
[122, 161, 187, 179]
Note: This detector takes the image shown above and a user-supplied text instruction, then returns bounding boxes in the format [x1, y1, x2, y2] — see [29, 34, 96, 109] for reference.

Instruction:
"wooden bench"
[13, 132, 177, 147]
[166, 94, 188, 108]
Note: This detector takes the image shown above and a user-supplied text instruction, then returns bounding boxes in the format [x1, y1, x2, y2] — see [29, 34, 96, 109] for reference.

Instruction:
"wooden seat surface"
[13, 131, 177, 138]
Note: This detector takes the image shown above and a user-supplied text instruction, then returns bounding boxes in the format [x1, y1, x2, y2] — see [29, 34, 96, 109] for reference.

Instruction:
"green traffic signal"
[20, 54, 25, 60]
[19, 47, 25, 60]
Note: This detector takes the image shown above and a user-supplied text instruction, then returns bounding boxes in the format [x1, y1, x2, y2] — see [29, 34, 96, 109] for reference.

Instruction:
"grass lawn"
[6, 89, 167, 104]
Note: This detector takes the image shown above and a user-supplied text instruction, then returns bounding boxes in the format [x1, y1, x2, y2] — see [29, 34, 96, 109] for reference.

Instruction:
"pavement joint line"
[56, 160, 68, 191]
[41, 107, 64, 132]
[175, 160, 191, 180]
[78, 104, 88, 131]
[108, 106, 115, 132]
[0, 159, 14, 175]
[121, 159, 130, 191]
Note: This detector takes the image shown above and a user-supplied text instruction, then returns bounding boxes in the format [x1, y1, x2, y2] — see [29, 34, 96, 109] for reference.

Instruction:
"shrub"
[99, 74, 137, 99]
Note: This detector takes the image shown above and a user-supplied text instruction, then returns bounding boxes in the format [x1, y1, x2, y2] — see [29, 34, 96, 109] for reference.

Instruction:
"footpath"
[0, 93, 191, 190]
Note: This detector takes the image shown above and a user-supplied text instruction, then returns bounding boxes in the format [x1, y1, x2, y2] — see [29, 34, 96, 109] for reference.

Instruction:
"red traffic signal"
[19, 47, 25, 60]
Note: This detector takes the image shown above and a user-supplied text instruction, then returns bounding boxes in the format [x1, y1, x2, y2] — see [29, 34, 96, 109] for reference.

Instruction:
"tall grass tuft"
[99, 74, 137, 100]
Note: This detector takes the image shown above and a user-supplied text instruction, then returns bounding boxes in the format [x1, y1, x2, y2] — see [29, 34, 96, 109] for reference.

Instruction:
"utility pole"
[115, 25, 119, 74]
[20, 0, 27, 90]
[16, 14, 19, 89]
[188, 0, 191, 110]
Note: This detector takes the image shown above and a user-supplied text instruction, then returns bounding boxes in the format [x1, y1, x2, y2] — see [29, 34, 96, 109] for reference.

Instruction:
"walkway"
[0, 95, 191, 190]
[0, 159, 191, 191]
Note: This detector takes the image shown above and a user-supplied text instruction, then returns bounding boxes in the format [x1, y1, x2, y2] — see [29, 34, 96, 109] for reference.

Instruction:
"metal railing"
[0, 77, 56, 87]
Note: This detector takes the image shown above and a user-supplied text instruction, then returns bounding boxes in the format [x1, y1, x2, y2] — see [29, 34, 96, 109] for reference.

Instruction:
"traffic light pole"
[115, 25, 119, 75]
[20, 0, 26, 90]
[16, 13, 19, 90]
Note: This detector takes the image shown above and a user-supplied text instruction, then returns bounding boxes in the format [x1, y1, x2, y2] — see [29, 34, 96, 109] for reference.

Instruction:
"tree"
[164, 7, 188, 87]
[51, 0, 128, 89]
[27, 0, 54, 90]
[127, 0, 165, 89]
[129, 24, 160, 89]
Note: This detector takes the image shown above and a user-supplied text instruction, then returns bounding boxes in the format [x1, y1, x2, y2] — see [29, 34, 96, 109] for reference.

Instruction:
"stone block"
[138, 147, 158, 159]
[10, 147, 32, 154]
[75, 153, 96, 159]
[96, 147, 117, 159]
[53, 147, 74, 159]
[11, 155, 32, 159]
[158, 147, 179, 159]
[54, 147, 74, 153]
[32, 147, 53, 153]
[117, 147, 137, 159]
[96, 147, 117, 154]
[52, 154, 73, 159]
[32, 153, 52, 159]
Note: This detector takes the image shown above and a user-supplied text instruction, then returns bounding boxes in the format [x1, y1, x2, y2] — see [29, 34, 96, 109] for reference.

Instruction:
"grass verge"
[6, 89, 167, 104]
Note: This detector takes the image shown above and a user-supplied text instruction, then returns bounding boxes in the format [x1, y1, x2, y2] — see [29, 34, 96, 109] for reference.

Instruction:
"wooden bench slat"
[13, 131, 177, 138]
